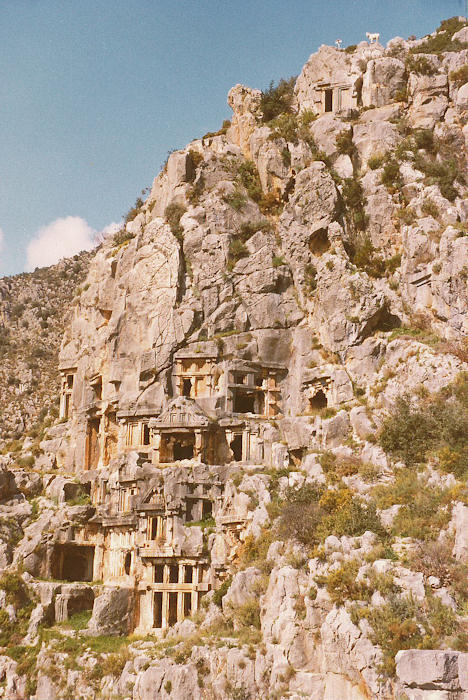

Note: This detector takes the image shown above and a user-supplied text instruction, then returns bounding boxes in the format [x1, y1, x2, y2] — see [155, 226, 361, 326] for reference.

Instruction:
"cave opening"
[309, 390, 328, 411]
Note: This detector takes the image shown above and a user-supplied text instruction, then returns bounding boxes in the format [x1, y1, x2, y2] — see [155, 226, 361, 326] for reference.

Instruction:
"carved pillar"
[194, 430, 203, 462]
[152, 432, 161, 465]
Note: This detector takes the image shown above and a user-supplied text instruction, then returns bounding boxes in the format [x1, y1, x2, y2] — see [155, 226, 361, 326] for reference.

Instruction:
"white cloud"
[26, 216, 96, 271]
[93, 221, 121, 244]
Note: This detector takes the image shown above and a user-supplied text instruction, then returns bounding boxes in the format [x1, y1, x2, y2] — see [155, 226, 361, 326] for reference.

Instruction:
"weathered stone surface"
[362, 57, 406, 107]
[87, 587, 135, 636]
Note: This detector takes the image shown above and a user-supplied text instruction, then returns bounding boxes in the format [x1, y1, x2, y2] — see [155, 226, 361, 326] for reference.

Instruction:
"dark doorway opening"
[184, 566, 193, 584]
[154, 564, 164, 583]
[124, 552, 131, 575]
[182, 378, 192, 397]
[186, 498, 197, 521]
[325, 89, 333, 112]
[169, 565, 179, 583]
[233, 390, 255, 414]
[168, 592, 178, 626]
[86, 418, 100, 469]
[61, 547, 94, 582]
[154, 591, 163, 628]
[230, 434, 243, 461]
[310, 390, 328, 411]
[143, 424, 150, 445]
[202, 500, 212, 519]
[174, 441, 194, 460]
[184, 592, 192, 617]
[150, 518, 158, 540]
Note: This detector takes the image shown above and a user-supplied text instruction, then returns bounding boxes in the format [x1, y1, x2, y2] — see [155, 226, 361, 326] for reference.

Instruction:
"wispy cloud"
[26, 216, 97, 271]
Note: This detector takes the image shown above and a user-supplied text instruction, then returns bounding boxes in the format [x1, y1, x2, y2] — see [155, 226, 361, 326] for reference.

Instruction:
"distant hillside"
[0, 251, 93, 444]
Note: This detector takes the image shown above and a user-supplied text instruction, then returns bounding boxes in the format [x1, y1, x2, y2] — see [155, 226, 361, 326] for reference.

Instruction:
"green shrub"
[350, 236, 386, 278]
[224, 188, 247, 212]
[341, 179, 368, 232]
[304, 263, 317, 292]
[413, 155, 461, 202]
[165, 202, 187, 241]
[421, 198, 439, 218]
[367, 153, 386, 170]
[238, 160, 263, 202]
[406, 54, 437, 75]
[268, 113, 299, 144]
[372, 468, 453, 539]
[66, 488, 91, 506]
[408, 540, 468, 605]
[381, 159, 403, 191]
[202, 119, 231, 139]
[277, 482, 383, 545]
[124, 197, 144, 224]
[260, 77, 296, 122]
[213, 577, 232, 607]
[324, 560, 365, 604]
[238, 530, 274, 569]
[379, 374, 468, 475]
[317, 497, 384, 540]
[239, 220, 271, 241]
[355, 591, 461, 678]
[410, 17, 467, 55]
[450, 64, 468, 86]
[335, 130, 355, 157]
[228, 239, 249, 268]
[113, 229, 135, 246]
[231, 599, 261, 628]
[188, 149, 204, 168]
[414, 129, 435, 153]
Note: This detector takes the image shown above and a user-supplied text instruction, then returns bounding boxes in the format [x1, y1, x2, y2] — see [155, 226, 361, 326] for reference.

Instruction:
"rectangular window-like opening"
[173, 441, 194, 460]
[86, 418, 101, 469]
[202, 500, 212, 519]
[232, 371, 248, 385]
[154, 591, 163, 628]
[92, 378, 102, 401]
[184, 565, 193, 584]
[64, 394, 71, 419]
[182, 378, 192, 397]
[233, 390, 255, 414]
[168, 592, 178, 626]
[143, 424, 150, 445]
[230, 434, 243, 461]
[154, 564, 164, 583]
[66, 374, 74, 389]
[186, 498, 196, 521]
[184, 592, 192, 618]
[169, 564, 179, 583]
[150, 518, 158, 540]
[59, 546, 94, 582]
[325, 89, 333, 112]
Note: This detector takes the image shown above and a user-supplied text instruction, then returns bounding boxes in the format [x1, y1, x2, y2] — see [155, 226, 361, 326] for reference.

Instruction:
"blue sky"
[0, 0, 464, 275]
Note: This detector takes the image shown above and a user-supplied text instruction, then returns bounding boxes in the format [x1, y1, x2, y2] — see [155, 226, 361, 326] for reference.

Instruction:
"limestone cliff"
[1, 17, 468, 700]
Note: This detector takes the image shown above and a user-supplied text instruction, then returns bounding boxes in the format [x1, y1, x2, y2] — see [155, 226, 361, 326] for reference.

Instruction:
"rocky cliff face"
[1, 17, 468, 700]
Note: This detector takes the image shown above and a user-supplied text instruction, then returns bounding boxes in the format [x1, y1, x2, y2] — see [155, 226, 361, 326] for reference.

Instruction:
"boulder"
[87, 587, 135, 636]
